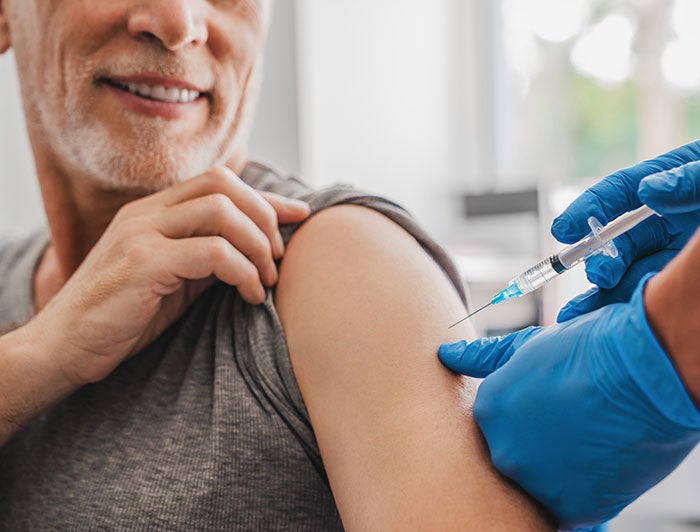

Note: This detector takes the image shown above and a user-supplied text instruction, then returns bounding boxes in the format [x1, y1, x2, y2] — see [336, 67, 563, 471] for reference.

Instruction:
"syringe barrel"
[557, 234, 600, 269]
[557, 205, 657, 269]
[511, 256, 562, 295]
[597, 204, 657, 241]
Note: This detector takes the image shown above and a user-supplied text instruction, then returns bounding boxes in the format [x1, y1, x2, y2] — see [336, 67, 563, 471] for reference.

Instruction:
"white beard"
[27, 58, 240, 193]
[62, 110, 225, 193]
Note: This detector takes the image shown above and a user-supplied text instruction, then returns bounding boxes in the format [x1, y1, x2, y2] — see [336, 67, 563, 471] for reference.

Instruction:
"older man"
[0, 1, 553, 529]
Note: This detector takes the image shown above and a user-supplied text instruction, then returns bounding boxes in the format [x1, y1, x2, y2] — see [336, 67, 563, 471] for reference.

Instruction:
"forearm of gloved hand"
[646, 226, 700, 406]
[439, 270, 700, 528]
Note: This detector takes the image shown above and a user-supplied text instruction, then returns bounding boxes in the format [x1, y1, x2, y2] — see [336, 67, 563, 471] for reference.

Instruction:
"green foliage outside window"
[570, 73, 638, 179]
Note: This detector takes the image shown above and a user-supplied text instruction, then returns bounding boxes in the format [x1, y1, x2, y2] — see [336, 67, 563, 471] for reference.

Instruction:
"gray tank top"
[0, 162, 465, 530]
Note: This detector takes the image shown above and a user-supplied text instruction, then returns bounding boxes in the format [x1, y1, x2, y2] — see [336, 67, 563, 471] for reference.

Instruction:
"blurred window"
[486, 0, 700, 189]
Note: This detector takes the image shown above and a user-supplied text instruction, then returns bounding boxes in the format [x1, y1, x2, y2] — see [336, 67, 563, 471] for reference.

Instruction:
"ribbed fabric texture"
[0, 162, 466, 530]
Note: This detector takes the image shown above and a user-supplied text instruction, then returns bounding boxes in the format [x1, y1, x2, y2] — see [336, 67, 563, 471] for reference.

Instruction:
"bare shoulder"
[276, 203, 467, 339]
[275, 204, 553, 531]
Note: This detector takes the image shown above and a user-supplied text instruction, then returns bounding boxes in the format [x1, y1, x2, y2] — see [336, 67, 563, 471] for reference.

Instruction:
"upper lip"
[102, 75, 209, 94]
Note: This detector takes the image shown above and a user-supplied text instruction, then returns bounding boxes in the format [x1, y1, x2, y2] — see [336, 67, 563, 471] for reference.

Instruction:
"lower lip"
[104, 83, 204, 120]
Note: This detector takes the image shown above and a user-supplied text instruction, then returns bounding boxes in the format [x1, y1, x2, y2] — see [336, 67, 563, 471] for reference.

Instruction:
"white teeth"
[151, 85, 167, 101]
[122, 82, 200, 103]
[166, 87, 180, 101]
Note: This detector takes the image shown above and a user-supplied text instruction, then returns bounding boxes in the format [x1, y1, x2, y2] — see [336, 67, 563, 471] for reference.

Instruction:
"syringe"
[449, 204, 659, 328]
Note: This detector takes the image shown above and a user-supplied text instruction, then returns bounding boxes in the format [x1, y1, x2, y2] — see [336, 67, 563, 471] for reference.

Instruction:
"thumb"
[639, 161, 700, 214]
[439, 327, 542, 377]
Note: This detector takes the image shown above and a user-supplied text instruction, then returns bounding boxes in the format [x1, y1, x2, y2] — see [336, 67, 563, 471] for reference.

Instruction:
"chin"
[96, 153, 214, 193]
[73, 130, 224, 193]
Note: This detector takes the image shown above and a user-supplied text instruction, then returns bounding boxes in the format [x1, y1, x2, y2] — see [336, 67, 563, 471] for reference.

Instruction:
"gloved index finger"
[438, 327, 541, 378]
[584, 214, 671, 289]
[551, 141, 700, 244]
[551, 171, 641, 244]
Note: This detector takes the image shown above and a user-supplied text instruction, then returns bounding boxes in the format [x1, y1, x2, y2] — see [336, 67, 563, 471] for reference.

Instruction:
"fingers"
[259, 191, 311, 224]
[438, 327, 542, 377]
[551, 141, 700, 243]
[639, 160, 700, 214]
[557, 287, 608, 323]
[154, 167, 309, 259]
[157, 194, 280, 287]
[551, 170, 644, 244]
[584, 215, 671, 288]
[163, 236, 268, 304]
[557, 250, 676, 321]
[111, 167, 311, 305]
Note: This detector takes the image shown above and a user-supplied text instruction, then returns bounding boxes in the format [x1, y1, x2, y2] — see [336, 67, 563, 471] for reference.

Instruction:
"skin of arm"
[275, 205, 555, 531]
[0, 325, 78, 445]
[646, 227, 700, 407]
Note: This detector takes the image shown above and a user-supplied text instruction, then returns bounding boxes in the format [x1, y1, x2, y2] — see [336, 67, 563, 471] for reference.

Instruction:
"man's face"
[0, 0, 268, 191]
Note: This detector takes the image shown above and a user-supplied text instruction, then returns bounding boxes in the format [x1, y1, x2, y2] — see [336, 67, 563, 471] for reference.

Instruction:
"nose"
[127, 0, 208, 51]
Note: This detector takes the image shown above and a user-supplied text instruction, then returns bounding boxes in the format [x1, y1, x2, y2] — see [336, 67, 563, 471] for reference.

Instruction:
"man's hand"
[439, 276, 700, 530]
[24, 167, 309, 386]
[552, 140, 700, 321]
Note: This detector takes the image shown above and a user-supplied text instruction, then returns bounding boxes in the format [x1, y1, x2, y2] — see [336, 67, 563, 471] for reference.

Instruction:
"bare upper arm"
[275, 205, 553, 531]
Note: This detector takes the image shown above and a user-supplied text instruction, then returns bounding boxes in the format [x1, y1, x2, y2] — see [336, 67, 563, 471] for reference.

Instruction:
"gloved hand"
[552, 140, 700, 321]
[439, 275, 700, 530]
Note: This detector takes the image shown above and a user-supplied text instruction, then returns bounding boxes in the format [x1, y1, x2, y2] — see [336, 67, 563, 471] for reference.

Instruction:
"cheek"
[15, 6, 113, 101]
[59, 6, 121, 74]
[208, 3, 265, 74]
[208, 10, 265, 117]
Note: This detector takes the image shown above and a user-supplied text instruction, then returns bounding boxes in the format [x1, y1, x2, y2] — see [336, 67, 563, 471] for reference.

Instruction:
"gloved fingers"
[557, 251, 675, 322]
[552, 141, 700, 243]
[584, 215, 671, 289]
[438, 327, 542, 378]
[557, 287, 607, 323]
[551, 171, 643, 244]
[584, 255, 625, 290]
[639, 161, 700, 214]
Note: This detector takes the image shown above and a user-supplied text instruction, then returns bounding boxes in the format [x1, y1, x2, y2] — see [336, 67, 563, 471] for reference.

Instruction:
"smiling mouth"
[101, 78, 204, 104]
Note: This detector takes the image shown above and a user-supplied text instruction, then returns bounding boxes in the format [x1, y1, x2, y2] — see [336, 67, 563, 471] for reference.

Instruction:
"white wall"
[249, 0, 301, 174]
[0, 53, 44, 237]
[295, 0, 483, 240]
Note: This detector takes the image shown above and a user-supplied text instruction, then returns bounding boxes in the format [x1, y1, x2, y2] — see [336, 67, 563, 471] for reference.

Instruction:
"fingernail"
[265, 263, 279, 286]
[273, 233, 285, 258]
[285, 198, 311, 211]
[257, 285, 267, 304]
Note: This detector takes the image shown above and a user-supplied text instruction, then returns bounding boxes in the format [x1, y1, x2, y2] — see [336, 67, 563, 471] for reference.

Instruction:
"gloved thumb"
[639, 161, 700, 214]
[438, 327, 541, 378]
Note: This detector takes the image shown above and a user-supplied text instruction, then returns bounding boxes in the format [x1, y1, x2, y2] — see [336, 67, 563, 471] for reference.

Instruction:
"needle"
[448, 302, 492, 329]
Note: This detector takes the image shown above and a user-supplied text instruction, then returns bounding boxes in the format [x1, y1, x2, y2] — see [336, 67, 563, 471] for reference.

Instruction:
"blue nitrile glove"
[552, 140, 700, 321]
[439, 275, 700, 530]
